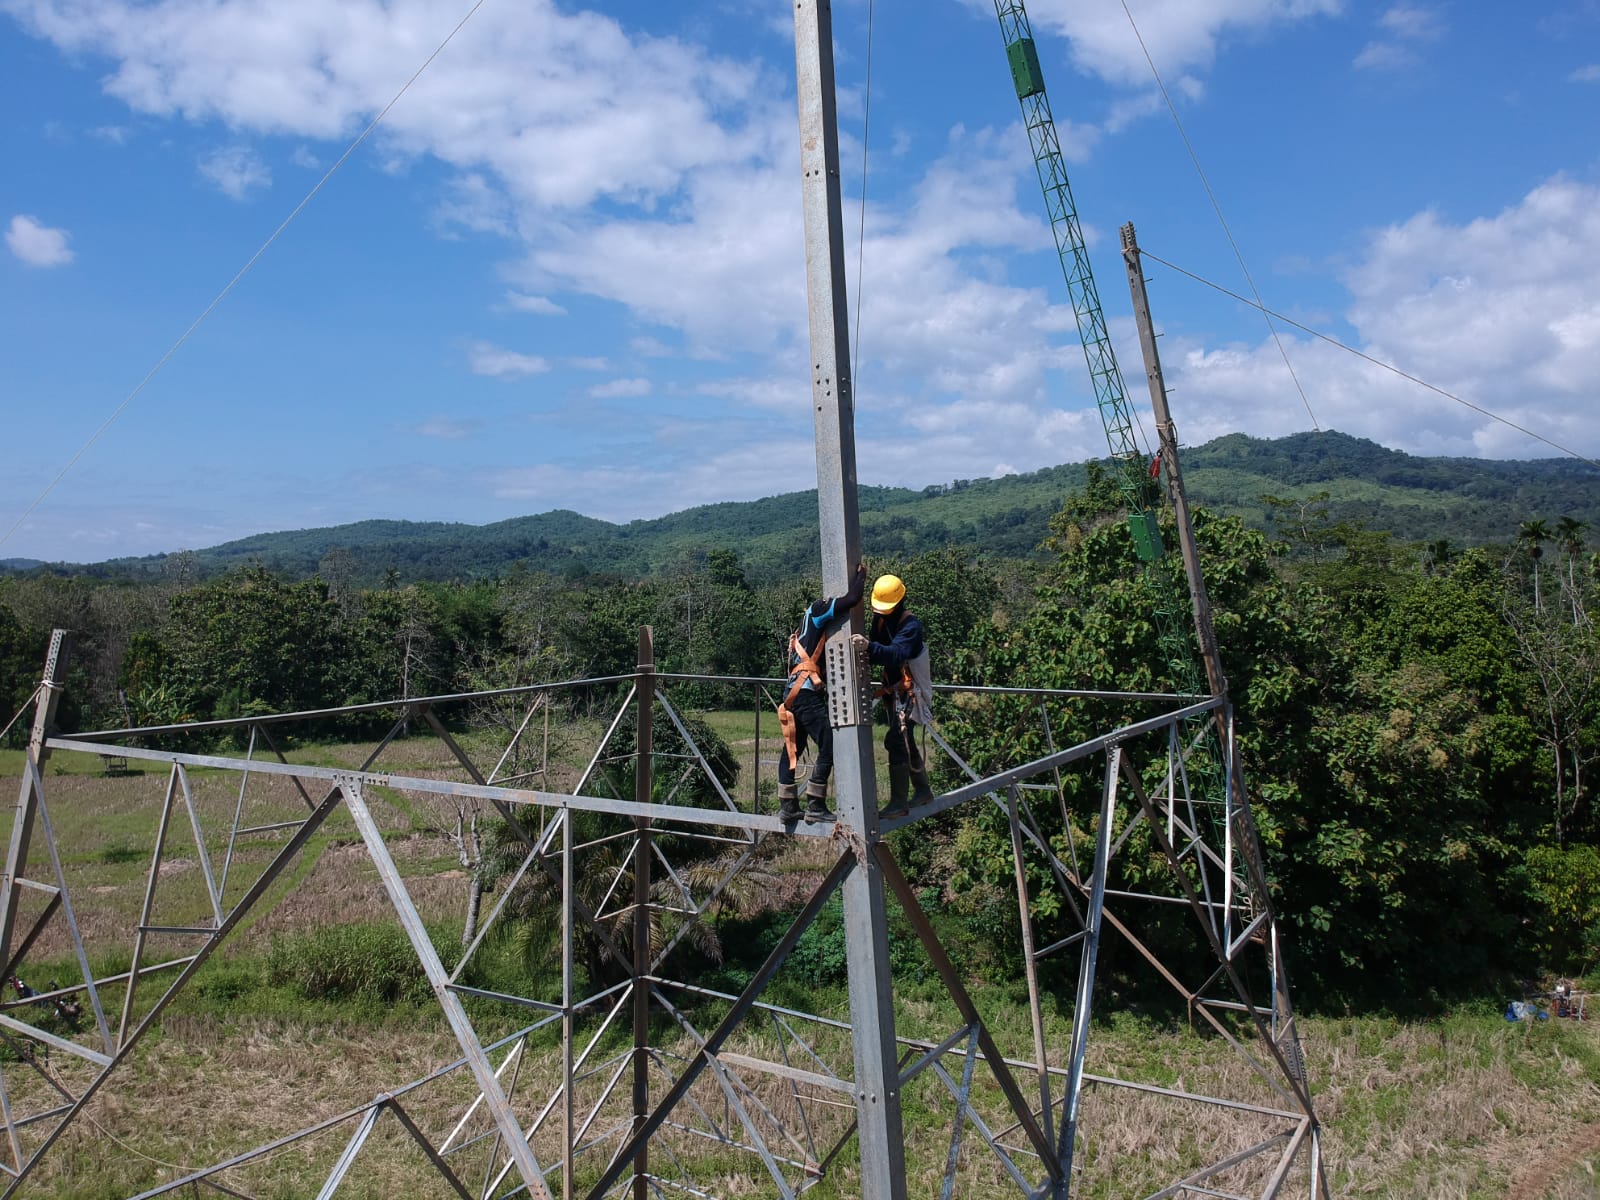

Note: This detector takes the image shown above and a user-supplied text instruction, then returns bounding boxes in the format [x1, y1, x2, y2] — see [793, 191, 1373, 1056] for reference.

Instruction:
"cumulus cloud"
[410, 416, 480, 440]
[5, 0, 773, 212]
[5, 214, 74, 266]
[1352, 41, 1416, 71]
[435, 172, 514, 237]
[505, 291, 567, 316]
[1354, 4, 1444, 72]
[977, 0, 1341, 88]
[588, 377, 650, 399]
[466, 340, 549, 379]
[1378, 5, 1443, 40]
[1164, 176, 1600, 460]
[198, 145, 270, 198]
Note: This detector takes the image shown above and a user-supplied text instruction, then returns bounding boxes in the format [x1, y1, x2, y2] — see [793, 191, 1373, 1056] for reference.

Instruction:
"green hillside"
[10, 430, 1598, 584]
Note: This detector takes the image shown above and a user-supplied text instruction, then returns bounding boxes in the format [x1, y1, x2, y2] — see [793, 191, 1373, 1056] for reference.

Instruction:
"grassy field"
[0, 711, 1596, 1198]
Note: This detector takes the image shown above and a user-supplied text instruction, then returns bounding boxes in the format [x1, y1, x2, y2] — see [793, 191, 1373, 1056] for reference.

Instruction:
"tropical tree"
[1422, 538, 1454, 576]
[1555, 516, 1589, 625]
[1502, 580, 1600, 844]
[1519, 519, 1552, 613]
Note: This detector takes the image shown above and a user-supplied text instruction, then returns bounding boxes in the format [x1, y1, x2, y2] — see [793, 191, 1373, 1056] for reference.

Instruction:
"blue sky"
[2, 0, 1597, 562]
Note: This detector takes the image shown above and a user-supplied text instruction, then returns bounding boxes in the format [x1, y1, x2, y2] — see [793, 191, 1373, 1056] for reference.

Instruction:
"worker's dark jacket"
[869, 610, 934, 726]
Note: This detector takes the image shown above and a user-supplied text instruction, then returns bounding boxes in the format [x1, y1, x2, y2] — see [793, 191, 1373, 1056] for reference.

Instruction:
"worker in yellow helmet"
[854, 573, 935, 819]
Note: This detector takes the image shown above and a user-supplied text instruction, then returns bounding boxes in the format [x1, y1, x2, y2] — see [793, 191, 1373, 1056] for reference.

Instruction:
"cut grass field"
[1, 714, 1595, 1198]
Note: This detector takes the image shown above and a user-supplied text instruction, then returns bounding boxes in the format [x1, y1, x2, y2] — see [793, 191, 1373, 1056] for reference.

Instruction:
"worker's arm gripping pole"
[792, 5, 908, 1199]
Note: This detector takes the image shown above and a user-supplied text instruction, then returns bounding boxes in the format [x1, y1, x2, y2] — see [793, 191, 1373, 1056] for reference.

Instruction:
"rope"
[1120, 0, 1321, 433]
[851, 0, 876, 381]
[1139, 247, 1600, 472]
[0, 0, 492, 553]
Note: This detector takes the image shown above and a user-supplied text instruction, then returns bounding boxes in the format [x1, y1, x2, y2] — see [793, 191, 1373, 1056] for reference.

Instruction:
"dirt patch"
[1507, 1119, 1600, 1200]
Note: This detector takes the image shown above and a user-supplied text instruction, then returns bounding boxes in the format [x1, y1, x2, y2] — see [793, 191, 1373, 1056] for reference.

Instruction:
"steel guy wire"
[0, 0, 491, 553]
[1140, 246, 1600, 472]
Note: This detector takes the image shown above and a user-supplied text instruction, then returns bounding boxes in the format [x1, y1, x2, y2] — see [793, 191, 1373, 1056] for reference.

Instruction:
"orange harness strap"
[874, 664, 913, 704]
[777, 633, 825, 769]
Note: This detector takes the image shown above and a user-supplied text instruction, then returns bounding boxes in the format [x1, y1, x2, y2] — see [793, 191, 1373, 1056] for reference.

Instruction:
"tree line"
[1, 482, 1596, 1009]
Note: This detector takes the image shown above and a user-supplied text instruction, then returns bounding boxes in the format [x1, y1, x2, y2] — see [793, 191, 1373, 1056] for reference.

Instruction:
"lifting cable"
[0, 0, 492, 553]
[1139, 246, 1600, 473]
[1120, 0, 1322, 433]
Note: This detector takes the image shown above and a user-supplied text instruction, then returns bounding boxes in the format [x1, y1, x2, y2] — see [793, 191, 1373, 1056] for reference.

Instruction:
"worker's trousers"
[778, 688, 833, 788]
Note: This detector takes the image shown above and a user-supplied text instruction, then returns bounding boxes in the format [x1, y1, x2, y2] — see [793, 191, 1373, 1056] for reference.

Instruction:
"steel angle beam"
[581, 853, 852, 1200]
[340, 777, 555, 1200]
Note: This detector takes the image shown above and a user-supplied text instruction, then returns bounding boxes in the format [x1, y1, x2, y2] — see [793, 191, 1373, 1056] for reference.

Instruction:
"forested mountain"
[9, 430, 1599, 585]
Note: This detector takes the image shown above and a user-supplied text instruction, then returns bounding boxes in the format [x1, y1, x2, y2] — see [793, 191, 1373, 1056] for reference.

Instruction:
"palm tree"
[1422, 538, 1454, 576]
[1555, 516, 1589, 624]
[488, 808, 776, 993]
[1519, 519, 1552, 612]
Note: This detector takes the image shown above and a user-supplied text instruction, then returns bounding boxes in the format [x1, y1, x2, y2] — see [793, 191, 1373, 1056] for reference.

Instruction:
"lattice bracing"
[0, 630, 1324, 1199]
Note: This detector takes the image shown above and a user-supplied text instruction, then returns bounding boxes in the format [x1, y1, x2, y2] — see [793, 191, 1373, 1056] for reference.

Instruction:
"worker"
[856, 573, 934, 818]
[776, 563, 867, 824]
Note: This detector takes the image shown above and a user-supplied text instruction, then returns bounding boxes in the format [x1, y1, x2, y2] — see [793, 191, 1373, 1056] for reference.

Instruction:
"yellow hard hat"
[870, 574, 906, 614]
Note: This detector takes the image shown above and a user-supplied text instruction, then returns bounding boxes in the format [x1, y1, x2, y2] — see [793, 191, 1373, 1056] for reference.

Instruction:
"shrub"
[1525, 844, 1600, 972]
[265, 923, 448, 1004]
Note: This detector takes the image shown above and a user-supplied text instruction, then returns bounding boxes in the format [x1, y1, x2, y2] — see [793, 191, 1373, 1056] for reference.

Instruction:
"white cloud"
[466, 340, 549, 379]
[1571, 64, 1600, 83]
[91, 124, 129, 143]
[5, 214, 74, 266]
[977, 0, 1342, 89]
[695, 375, 804, 412]
[289, 145, 319, 169]
[1378, 6, 1443, 40]
[6, 0, 774, 212]
[436, 172, 513, 237]
[588, 377, 650, 399]
[198, 145, 270, 199]
[505, 291, 567, 316]
[410, 416, 480, 439]
[1163, 176, 1600, 460]
[1352, 41, 1416, 71]
[1354, 4, 1443, 72]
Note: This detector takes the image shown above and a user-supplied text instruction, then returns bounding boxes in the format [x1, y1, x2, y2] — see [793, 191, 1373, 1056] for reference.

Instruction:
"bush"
[1526, 844, 1600, 972]
[265, 923, 448, 1004]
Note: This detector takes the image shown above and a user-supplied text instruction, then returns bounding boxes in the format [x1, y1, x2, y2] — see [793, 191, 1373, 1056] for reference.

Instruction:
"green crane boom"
[993, 0, 1203, 697]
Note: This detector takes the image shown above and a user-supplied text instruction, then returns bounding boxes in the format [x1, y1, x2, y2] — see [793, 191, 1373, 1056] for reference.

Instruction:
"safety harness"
[777, 631, 824, 769]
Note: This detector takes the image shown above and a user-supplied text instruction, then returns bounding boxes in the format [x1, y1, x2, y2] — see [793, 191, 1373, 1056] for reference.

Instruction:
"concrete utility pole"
[1121, 222, 1228, 701]
[792, 3, 908, 1197]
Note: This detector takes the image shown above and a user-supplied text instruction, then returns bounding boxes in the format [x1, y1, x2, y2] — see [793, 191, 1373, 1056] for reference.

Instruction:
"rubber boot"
[908, 765, 935, 808]
[777, 782, 802, 824]
[880, 765, 911, 819]
[802, 778, 835, 823]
